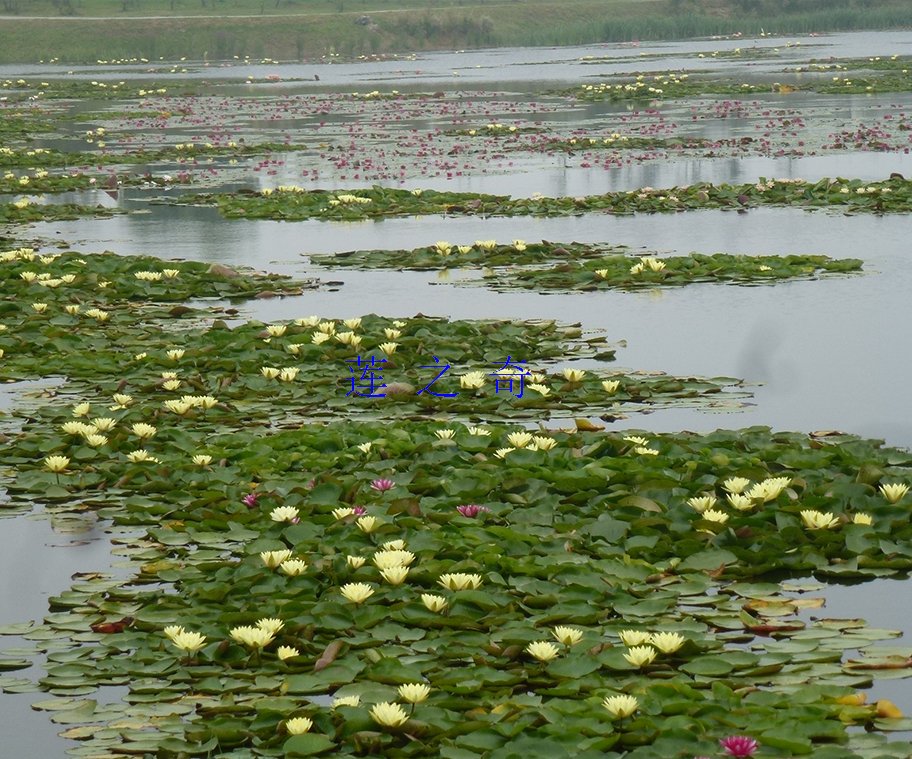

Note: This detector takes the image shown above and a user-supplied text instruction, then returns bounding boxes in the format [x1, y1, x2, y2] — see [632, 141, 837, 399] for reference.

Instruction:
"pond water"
[4, 28, 912, 756]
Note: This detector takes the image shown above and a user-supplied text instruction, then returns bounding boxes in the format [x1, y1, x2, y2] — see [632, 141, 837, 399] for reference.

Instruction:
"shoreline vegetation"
[0, 0, 908, 64]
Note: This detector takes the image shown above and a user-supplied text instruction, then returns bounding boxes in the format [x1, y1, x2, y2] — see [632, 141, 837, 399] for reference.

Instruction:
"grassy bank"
[0, 0, 908, 64]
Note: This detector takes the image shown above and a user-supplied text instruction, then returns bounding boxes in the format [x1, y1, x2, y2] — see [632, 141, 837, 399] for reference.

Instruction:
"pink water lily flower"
[370, 478, 395, 492]
[242, 493, 259, 508]
[720, 736, 759, 757]
[352, 505, 367, 516]
[456, 504, 490, 518]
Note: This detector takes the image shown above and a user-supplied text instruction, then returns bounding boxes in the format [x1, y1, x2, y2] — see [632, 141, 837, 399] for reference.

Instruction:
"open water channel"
[2, 28, 912, 756]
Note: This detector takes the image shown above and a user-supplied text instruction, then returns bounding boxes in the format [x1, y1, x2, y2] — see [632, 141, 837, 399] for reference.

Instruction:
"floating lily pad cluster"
[0, 143, 311, 170]
[0, 248, 311, 306]
[189, 177, 912, 223]
[6, 419, 912, 757]
[0, 201, 120, 224]
[478, 253, 863, 292]
[311, 243, 862, 292]
[312, 240, 635, 271]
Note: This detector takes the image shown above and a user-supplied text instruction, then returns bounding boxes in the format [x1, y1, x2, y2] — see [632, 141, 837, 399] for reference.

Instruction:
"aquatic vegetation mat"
[478, 253, 863, 292]
[0, 201, 121, 223]
[0, 248, 312, 305]
[5, 420, 912, 757]
[187, 177, 912, 222]
[311, 243, 863, 291]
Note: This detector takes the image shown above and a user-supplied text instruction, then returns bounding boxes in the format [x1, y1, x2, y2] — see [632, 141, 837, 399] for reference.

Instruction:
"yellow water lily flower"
[561, 368, 586, 383]
[332, 695, 361, 708]
[131, 423, 156, 439]
[880, 482, 909, 503]
[373, 550, 415, 569]
[193, 454, 213, 466]
[552, 626, 584, 646]
[277, 645, 300, 660]
[260, 550, 293, 569]
[229, 625, 274, 649]
[649, 631, 685, 653]
[380, 566, 409, 585]
[44, 455, 70, 473]
[702, 509, 729, 524]
[266, 324, 287, 337]
[280, 559, 308, 576]
[727, 493, 754, 511]
[506, 431, 533, 448]
[340, 582, 375, 603]
[270, 506, 299, 522]
[257, 618, 284, 635]
[126, 449, 158, 463]
[398, 683, 431, 703]
[526, 640, 560, 662]
[800, 509, 840, 530]
[603, 694, 639, 718]
[601, 379, 621, 393]
[722, 477, 751, 494]
[284, 717, 312, 735]
[687, 495, 717, 513]
[370, 701, 409, 727]
[623, 645, 657, 667]
[167, 629, 207, 654]
[852, 513, 873, 526]
[347, 555, 366, 569]
[421, 593, 448, 612]
[438, 572, 482, 590]
[459, 371, 486, 389]
[356, 515, 379, 533]
[618, 630, 651, 646]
